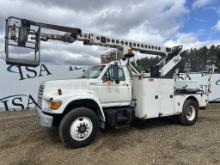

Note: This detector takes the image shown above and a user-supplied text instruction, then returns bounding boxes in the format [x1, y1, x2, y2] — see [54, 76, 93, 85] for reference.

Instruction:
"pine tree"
[134, 45, 219, 73]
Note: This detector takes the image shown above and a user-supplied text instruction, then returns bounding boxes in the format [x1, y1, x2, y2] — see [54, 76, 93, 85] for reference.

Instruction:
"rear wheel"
[178, 99, 198, 126]
[59, 107, 100, 148]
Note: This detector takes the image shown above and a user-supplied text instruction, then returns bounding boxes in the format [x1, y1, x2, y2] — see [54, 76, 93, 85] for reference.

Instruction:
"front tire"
[59, 107, 100, 148]
[178, 99, 198, 126]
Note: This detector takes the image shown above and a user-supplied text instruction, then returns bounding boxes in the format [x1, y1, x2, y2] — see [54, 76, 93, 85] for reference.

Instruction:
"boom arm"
[39, 30, 172, 59]
[5, 16, 183, 76]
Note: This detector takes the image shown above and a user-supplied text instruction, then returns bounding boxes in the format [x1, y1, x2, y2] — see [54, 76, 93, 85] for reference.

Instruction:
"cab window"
[81, 65, 105, 79]
[102, 65, 125, 81]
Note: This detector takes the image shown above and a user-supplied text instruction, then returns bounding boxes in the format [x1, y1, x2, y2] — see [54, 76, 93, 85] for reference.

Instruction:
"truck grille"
[38, 84, 44, 107]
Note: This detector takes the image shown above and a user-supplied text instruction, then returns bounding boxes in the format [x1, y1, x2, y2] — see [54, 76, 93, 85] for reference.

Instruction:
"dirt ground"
[0, 104, 220, 165]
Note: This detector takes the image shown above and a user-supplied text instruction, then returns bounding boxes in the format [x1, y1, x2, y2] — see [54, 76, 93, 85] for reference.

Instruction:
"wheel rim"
[70, 117, 93, 141]
[186, 105, 196, 121]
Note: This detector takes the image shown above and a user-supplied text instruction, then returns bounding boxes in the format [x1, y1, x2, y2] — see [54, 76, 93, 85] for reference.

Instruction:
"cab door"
[98, 65, 132, 106]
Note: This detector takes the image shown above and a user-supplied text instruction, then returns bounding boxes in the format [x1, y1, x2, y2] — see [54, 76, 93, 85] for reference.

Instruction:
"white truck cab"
[4, 17, 210, 148]
[38, 64, 132, 126]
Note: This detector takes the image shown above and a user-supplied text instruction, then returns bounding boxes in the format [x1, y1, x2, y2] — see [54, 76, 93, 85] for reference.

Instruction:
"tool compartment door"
[158, 79, 175, 115]
[133, 78, 159, 119]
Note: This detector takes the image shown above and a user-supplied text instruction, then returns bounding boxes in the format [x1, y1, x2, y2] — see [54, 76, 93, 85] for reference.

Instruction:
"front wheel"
[178, 99, 198, 126]
[59, 107, 100, 148]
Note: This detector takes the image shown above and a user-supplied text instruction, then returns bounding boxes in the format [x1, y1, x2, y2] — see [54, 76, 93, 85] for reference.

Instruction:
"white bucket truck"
[4, 17, 209, 148]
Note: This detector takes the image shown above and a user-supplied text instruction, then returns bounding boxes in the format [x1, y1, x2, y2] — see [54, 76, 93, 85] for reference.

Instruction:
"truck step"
[115, 124, 130, 129]
[104, 107, 135, 127]
[117, 115, 129, 123]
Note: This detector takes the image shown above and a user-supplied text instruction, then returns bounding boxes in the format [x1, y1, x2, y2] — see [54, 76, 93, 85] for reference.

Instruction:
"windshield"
[81, 65, 105, 79]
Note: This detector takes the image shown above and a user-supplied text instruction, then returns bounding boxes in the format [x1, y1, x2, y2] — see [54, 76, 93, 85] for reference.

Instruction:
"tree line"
[134, 45, 220, 73]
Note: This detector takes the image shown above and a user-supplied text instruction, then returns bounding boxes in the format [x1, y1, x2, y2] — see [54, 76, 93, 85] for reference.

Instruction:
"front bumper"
[36, 107, 53, 128]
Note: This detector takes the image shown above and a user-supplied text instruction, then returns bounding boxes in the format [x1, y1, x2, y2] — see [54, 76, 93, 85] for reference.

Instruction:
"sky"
[0, 0, 220, 65]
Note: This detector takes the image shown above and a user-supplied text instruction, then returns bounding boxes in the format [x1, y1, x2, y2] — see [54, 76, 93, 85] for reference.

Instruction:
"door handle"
[122, 83, 129, 86]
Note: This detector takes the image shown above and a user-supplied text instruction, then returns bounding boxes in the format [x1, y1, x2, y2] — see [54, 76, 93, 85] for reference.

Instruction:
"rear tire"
[178, 99, 198, 126]
[59, 107, 100, 148]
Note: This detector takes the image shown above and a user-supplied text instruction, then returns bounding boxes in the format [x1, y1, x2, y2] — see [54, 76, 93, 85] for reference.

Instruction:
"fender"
[175, 94, 207, 113]
[185, 96, 199, 105]
[185, 94, 207, 108]
[42, 90, 105, 121]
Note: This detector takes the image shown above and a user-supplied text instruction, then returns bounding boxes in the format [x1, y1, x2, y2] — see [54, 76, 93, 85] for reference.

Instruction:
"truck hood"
[43, 79, 98, 97]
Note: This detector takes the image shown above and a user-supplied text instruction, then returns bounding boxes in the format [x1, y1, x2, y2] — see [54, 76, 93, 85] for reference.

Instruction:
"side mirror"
[112, 64, 120, 84]
[102, 74, 108, 82]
